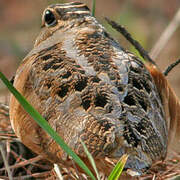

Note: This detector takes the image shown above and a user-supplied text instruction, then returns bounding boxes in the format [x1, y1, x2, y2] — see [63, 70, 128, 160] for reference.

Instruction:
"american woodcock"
[9, 2, 168, 177]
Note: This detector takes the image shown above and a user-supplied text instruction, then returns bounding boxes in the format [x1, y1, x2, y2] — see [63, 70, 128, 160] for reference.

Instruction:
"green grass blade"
[92, 0, 96, 16]
[0, 71, 96, 180]
[108, 154, 129, 180]
[81, 140, 100, 180]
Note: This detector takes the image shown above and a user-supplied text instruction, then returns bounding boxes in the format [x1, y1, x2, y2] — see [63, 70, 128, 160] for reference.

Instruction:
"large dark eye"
[44, 10, 57, 27]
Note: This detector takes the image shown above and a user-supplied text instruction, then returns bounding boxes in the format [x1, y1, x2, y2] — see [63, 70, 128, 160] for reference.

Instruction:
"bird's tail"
[146, 62, 180, 154]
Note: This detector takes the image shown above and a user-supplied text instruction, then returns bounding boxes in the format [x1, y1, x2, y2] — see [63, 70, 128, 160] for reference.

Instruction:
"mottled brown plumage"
[10, 2, 168, 177]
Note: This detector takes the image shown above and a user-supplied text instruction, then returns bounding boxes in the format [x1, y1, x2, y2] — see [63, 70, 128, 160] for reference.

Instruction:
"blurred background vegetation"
[0, 0, 179, 102]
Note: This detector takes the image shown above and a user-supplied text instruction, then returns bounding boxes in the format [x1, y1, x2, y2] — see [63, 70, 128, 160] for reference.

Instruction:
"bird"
[9, 2, 169, 178]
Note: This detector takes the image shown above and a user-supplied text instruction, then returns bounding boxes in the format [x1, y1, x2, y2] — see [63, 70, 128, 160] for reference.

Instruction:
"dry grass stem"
[0, 155, 44, 172]
[105, 17, 155, 64]
[0, 103, 9, 112]
[164, 58, 180, 76]
[54, 164, 63, 180]
[150, 8, 180, 59]
[0, 144, 13, 180]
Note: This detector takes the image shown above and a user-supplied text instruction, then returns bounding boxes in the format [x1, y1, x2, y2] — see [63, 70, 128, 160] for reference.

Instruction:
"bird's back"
[10, 2, 168, 175]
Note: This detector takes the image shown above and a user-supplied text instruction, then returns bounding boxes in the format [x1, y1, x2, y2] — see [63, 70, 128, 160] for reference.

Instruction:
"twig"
[152, 174, 156, 180]
[10, 150, 51, 170]
[0, 144, 13, 180]
[0, 103, 9, 117]
[163, 172, 180, 179]
[150, 8, 180, 59]
[0, 103, 9, 112]
[105, 17, 156, 65]
[139, 175, 153, 180]
[0, 112, 9, 117]
[54, 164, 63, 180]
[10, 146, 33, 177]
[164, 59, 180, 76]
[163, 162, 180, 175]
[71, 159, 83, 180]
[0, 155, 43, 172]
[0, 176, 9, 180]
[3, 171, 52, 180]
[0, 136, 18, 141]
